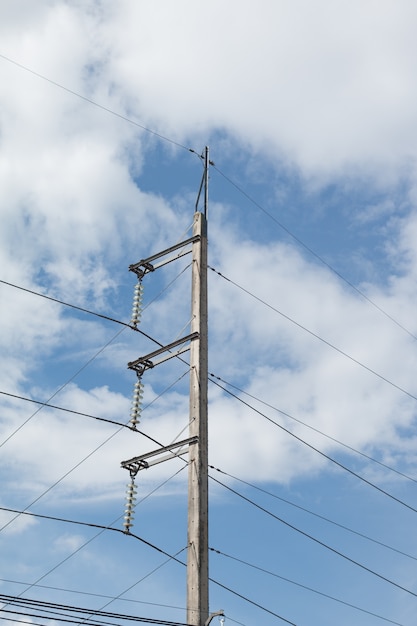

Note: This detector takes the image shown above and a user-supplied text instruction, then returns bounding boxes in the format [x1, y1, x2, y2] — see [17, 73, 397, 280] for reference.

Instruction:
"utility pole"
[121, 148, 212, 626]
[187, 147, 209, 626]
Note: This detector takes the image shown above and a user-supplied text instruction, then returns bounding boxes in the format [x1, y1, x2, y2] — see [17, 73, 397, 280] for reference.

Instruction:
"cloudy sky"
[1, 1, 417, 625]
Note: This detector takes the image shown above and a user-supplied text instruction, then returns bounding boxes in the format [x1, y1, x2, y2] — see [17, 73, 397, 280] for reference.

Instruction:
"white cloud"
[0, 0, 417, 517]
[2, 8, 417, 623]
[53, 533, 85, 553]
[92, 0, 417, 181]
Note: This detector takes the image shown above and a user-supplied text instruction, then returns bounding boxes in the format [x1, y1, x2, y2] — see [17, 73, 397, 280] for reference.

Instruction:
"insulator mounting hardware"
[129, 235, 200, 279]
[128, 332, 199, 375]
[121, 436, 198, 473]
[124, 459, 149, 476]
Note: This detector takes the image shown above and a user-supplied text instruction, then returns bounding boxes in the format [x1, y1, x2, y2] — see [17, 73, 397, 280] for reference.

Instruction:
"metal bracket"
[121, 436, 198, 474]
[205, 610, 225, 626]
[128, 332, 198, 374]
[129, 236, 200, 278]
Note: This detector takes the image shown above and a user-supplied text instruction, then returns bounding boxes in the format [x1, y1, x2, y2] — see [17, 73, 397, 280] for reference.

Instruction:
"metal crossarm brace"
[128, 332, 198, 374]
[121, 436, 199, 473]
[129, 236, 200, 278]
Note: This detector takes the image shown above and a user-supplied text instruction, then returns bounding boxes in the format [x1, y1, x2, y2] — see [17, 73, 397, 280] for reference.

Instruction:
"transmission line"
[210, 547, 404, 626]
[210, 466, 417, 562]
[209, 373, 417, 484]
[9, 466, 188, 603]
[0, 592, 189, 626]
[210, 474, 417, 599]
[212, 164, 417, 343]
[209, 265, 417, 404]
[209, 377, 417, 515]
[0, 505, 296, 624]
[0, 53, 193, 154]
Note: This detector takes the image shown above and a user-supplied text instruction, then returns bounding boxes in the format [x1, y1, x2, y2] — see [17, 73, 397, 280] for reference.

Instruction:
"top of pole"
[195, 146, 210, 220]
[203, 146, 209, 220]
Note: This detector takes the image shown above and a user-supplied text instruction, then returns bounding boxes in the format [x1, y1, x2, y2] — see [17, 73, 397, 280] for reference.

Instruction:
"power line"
[0, 578, 185, 614]
[0, 278, 134, 328]
[210, 548, 404, 626]
[210, 466, 417, 563]
[209, 265, 417, 404]
[0, 389, 131, 428]
[212, 164, 417, 343]
[209, 577, 297, 626]
[0, 592, 189, 626]
[0, 325, 126, 450]
[85, 546, 189, 626]
[0, 263, 192, 450]
[0, 367, 190, 443]
[209, 373, 417, 484]
[209, 474, 417, 600]
[0, 505, 186, 563]
[0, 376, 191, 538]
[4, 268, 415, 486]
[0, 505, 296, 625]
[209, 377, 417, 515]
[0, 53, 193, 154]
[0, 419, 126, 533]
[0, 261, 192, 345]
[12, 467, 188, 604]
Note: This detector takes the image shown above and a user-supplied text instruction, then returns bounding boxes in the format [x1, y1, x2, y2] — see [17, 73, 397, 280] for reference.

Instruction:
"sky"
[1, 1, 417, 625]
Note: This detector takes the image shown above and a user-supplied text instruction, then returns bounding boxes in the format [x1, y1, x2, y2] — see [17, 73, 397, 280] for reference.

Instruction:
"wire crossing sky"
[2, 2, 417, 626]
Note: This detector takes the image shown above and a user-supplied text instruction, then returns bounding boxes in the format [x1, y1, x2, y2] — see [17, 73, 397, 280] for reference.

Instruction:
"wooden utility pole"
[187, 147, 209, 626]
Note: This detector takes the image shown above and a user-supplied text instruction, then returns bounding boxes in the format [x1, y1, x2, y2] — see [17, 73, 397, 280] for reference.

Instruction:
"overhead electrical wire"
[209, 265, 417, 404]
[209, 474, 417, 600]
[209, 373, 417, 484]
[0, 53, 193, 154]
[210, 466, 417, 563]
[4, 448, 417, 616]
[2, 49, 413, 362]
[0, 592, 190, 626]
[86, 546, 188, 625]
[0, 367, 191, 535]
[0, 501, 406, 626]
[3, 274, 416, 485]
[0, 419, 125, 534]
[52, 472, 190, 624]
[212, 164, 417, 343]
[2, 50, 413, 355]
[5, 267, 415, 528]
[0, 506, 296, 625]
[0, 263, 192, 518]
[1, 276, 412, 623]
[0, 578, 185, 615]
[0, 610, 185, 626]
[0, 389, 131, 428]
[209, 377, 417, 515]
[1, 380, 194, 600]
[1, 51, 414, 361]
[0, 268, 190, 344]
[3, 54, 411, 626]
[3, 258, 414, 584]
[210, 547, 404, 626]
[7, 459, 412, 623]
[0, 325, 125, 450]
[9, 466, 188, 603]
[0, 260, 193, 444]
[0, 367, 190, 443]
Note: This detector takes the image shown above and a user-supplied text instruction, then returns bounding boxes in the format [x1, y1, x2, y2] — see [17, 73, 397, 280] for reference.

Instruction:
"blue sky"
[1, 2, 417, 625]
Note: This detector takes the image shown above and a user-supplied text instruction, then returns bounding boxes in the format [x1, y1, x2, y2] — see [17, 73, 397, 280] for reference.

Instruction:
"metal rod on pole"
[187, 148, 209, 626]
[204, 146, 209, 220]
